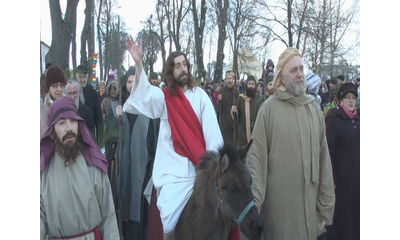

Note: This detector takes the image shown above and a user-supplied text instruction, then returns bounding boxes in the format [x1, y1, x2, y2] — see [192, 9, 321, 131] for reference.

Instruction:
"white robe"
[40, 153, 120, 240]
[123, 71, 223, 233]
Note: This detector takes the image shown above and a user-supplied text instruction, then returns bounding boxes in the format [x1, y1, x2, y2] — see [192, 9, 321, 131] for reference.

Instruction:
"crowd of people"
[40, 33, 360, 240]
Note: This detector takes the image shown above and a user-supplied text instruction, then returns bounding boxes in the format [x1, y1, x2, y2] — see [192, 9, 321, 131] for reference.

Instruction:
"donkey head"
[216, 140, 263, 240]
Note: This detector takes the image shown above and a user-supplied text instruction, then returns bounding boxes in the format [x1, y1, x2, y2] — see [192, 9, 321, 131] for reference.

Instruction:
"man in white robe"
[40, 96, 120, 240]
[123, 36, 223, 239]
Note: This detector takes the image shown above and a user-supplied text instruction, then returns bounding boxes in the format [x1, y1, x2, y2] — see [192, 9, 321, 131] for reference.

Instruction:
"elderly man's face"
[54, 118, 79, 145]
[65, 83, 80, 106]
[281, 56, 306, 96]
[76, 73, 88, 87]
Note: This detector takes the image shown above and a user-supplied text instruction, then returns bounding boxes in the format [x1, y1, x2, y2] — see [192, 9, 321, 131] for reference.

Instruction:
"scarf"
[40, 96, 108, 174]
[340, 104, 358, 119]
[238, 94, 252, 142]
[163, 86, 206, 166]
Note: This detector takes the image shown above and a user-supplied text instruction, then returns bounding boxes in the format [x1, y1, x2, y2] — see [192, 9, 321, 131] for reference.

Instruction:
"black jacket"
[82, 84, 103, 140]
[78, 103, 95, 137]
[325, 105, 360, 240]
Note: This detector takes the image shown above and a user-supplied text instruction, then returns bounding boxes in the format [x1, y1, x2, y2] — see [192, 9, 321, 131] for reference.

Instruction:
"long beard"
[175, 73, 189, 87]
[284, 78, 306, 96]
[55, 131, 82, 166]
[246, 87, 256, 98]
[225, 81, 234, 88]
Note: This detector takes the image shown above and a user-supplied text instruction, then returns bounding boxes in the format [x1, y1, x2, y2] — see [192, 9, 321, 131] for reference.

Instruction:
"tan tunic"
[246, 92, 335, 240]
[40, 153, 120, 240]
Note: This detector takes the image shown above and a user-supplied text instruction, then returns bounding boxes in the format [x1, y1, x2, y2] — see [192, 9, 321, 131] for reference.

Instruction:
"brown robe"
[216, 86, 239, 145]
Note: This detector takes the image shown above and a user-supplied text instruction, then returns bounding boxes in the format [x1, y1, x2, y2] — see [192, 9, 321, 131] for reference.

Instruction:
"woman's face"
[341, 92, 357, 112]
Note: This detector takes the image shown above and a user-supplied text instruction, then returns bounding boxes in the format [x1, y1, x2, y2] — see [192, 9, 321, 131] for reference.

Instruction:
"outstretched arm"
[126, 35, 143, 91]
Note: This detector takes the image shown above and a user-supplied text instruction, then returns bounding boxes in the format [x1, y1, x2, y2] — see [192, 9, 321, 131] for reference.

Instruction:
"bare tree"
[227, 0, 264, 79]
[96, 0, 104, 81]
[137, 15, 161, 75]
[191, 0, 207, 82]
[97, 0, 127, 81]
[305, 0, 359, 78]
[80, 0, 96, 83]
[212, 0, 229, 82]
[156, 1, 169, 75]
[45, 0, 79, 70]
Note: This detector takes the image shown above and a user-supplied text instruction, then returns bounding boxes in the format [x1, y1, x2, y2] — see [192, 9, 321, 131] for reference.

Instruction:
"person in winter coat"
[325, 82, 360, 240]
[40, 65, 67, 139]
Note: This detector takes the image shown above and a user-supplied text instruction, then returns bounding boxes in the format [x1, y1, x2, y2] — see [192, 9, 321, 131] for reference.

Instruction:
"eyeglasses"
[51, 83, 66, 89]
[343, 95, 357, 101]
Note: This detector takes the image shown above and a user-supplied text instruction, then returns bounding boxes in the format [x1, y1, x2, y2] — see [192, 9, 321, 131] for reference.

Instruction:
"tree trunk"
[214, 0, 229, 83]
[97, 0, 104, 81]
[192, 0, 207, 82]
[46, 0, 79, 70]
[81, 0, 95, 84]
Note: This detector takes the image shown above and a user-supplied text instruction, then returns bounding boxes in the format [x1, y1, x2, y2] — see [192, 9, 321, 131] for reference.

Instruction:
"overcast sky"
[40, 0, 359, 74]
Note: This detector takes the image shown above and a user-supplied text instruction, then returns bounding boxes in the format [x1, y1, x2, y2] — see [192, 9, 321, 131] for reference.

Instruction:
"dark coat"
[111, 99, 158, 235]
[325, 105, 360, 240]
[78, 103, 95, 137]
[83, 84, 103, 140]
[235, 93, 261, 148]
[216, 86, 239, 145]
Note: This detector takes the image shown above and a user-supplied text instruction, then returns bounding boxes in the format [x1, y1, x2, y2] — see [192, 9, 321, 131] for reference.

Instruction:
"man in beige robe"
[40, 96, 120, 240]
[245, 47, 335, 240]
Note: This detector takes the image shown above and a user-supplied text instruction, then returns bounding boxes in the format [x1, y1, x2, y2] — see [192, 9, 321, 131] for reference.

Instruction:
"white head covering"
[272, 47, 302, 93]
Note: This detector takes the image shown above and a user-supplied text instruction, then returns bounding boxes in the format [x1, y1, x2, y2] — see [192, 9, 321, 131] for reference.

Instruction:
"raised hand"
[126, 35, 142, 66]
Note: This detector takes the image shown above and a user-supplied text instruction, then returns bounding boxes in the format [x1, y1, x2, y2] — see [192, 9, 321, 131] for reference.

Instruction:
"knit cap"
[45, 65, 67, 91]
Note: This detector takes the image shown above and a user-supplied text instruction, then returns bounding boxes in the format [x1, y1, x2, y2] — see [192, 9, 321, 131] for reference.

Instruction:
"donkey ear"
[238, 139, 253, 162]
[219, 153, 230, 173]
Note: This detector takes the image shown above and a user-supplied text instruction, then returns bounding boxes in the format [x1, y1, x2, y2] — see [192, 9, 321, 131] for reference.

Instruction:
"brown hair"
[164, 51, 196, 96]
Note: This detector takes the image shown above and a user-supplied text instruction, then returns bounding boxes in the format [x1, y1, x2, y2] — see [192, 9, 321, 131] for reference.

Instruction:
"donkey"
[174, 140, 263, 240]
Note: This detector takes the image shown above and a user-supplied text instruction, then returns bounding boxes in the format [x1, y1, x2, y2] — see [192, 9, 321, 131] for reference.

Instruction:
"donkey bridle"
[215, 168, 255, 226]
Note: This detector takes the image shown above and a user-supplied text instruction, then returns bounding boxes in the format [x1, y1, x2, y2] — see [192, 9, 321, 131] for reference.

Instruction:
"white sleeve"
[200, 89, 224, 152]
[123, 70, 165, 119]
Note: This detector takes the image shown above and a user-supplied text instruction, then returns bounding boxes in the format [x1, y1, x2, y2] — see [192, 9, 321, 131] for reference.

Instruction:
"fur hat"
[337, 82, 358, 101]
[106, 81, 118, 96]
[45, 65, 67, 91]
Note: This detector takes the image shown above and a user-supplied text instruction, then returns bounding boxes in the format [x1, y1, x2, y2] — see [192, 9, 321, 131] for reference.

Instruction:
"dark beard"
[175, 72, 189, 87]
[54, 131, 82, 167]
[246, 87, 256, 98]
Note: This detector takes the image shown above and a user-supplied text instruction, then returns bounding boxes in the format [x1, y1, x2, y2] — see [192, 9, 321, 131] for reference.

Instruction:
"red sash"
[163, 87, 241, 240]
[163, 87, 205, 166]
